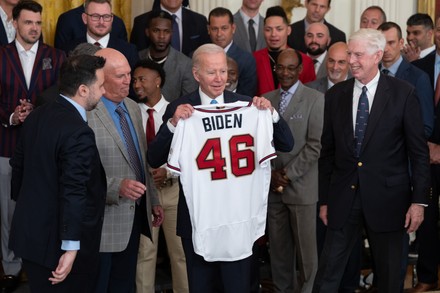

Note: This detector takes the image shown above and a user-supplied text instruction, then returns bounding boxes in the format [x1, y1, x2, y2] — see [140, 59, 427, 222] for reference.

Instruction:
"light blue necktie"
[210, 99, 218, 104]
[278, 91, 290, 115]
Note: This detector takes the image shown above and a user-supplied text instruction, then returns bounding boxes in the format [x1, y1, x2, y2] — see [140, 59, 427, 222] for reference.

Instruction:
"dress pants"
[23, 259, 97, 293]
[136, 181, 188, 293]
[313, 203, 404, 293]
[181, 237, 252, 293]
[268, 200, 318, 293]
[0, 157, 21, 276]
[94, 204, 142, 293]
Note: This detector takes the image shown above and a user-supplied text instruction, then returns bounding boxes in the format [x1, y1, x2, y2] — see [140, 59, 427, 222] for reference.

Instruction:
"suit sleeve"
[272, 115, 294, 152]
[285, 95, 324, 180]
[236, 55, 257, 97]
[414, 73, 434, 138]
[10, 134, 25, 201]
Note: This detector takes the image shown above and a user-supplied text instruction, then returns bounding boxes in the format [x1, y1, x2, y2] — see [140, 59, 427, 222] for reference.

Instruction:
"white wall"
[132, 0, 418, 41]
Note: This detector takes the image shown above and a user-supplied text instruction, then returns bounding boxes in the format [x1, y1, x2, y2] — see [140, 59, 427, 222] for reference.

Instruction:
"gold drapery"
[36, 0, 131, 47]
[417, 0, 435, 21]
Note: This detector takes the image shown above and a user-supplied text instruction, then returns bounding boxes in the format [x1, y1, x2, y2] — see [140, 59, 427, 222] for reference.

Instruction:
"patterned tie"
[115, 106, 144, 184]
[210, 99, 218, 104]
[146, 108, 155, 145]
[434, 74, 440, 106]
[278, 91, 290, 116]
[171, 14, 180, 51]
[248, 19, 257, 52]
[354, 86, 369, 157]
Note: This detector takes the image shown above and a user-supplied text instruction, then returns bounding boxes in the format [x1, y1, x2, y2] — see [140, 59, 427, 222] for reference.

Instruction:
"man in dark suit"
[208, 7, 257, 97]
[9, 55, 107, 293]
[147, 43, 293, 292]
[138, 10, 197, 102]
[0, 0, 17, 45]
[409, 17, 440, 292]
[130, 0, 210, 56]
[54, 0, 127, 49]
[59, 0, 138, 69]
[313, 29, 430, 292]
[0, 2, 66, 291]
[288, 0, 345, 53]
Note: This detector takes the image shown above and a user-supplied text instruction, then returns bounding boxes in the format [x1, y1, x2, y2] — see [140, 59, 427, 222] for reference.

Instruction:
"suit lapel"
[360, 75, 389, 153]
[283, 84, 304, 119]
[339, 79, 356, 153]
[4, 43, 28, 92]
[28, 43, 46, 94]
[125, 100, 147, 167]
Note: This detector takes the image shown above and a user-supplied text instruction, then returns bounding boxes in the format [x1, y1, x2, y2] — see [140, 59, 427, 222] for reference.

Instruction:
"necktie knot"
[115, 105, 124, 116]
[210, 99, 218, 104]
[94, 41, 101, 47]
[382, 68, 390, 75]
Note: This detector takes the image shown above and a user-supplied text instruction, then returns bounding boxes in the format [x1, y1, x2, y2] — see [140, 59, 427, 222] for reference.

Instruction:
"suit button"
[130, 205, 134, 210]
[351, 185, 356, 190]
[357, 162, 363, 167]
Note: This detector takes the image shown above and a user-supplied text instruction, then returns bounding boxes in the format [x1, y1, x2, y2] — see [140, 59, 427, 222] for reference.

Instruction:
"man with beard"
[59, 0, 138, 69]
[305, 22, 331, 80]
[9, 54, 107, 293]
[254, 6, 316, 96]
[139, 10, 197, 102]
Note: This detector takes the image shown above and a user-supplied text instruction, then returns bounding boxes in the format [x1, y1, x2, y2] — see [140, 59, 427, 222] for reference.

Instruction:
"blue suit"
[0, 21, 8, 46]
[54, 5, 127, 49]
[227, 42, 257, 97]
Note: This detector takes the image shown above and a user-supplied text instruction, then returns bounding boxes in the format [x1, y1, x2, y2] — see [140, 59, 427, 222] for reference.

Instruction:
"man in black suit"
[0, 0, 17, 45]
[312, 29, 430, 292]
[9, 54, 107, 292]
[147, 43, 293, 292]
[130, 0, 210, 56]
[287, 0, 345, 53]
[59, 0, 138, 69]
[54, 0, 127, 49]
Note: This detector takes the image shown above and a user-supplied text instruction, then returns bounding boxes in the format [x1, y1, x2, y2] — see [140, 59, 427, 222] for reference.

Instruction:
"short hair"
[349, 29, 386, 54]
[192, 44, 225, 71]
[264, 6, 289, 25]
[13, 0, 42, 20]
[407, 13, 434, 30]
[59, 55, 106, 97]
[70, 43, 101, 57]
[133, 59, 166, 88]
[306, 0, 331, 7]
[363, 6, 387, 23]
[147, 10, 173, 28]
[84, 0, 111, 12]
[208, 7, 234, 24]
[378, 22, 402, 39]
[278, 48, 303, 66]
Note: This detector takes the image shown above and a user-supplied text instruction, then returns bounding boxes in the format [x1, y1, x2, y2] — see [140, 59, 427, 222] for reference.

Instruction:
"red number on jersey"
[196, 134, 255, 180]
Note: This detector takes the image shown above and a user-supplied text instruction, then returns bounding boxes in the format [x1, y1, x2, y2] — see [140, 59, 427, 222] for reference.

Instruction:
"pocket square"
[290, 114, 303, 119]
[42, 58, 52, 70]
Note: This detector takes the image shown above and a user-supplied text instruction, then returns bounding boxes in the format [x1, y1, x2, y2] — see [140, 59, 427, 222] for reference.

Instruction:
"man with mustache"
[305, 22, 331, 80]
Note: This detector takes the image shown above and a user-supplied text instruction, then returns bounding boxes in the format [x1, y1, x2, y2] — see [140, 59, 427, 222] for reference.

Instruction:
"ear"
[82, 13, 87, 25]
[231, 23, 236, 34]
[287, 25, 292, 36]
[78, 84, 89, 98]
[398, 38, 404, 50]
[192, 68, 200, 83]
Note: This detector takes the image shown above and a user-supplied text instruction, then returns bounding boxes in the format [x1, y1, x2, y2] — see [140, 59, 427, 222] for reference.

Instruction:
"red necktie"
[435, 74, 440, 106]
[146, 109, 155, 144]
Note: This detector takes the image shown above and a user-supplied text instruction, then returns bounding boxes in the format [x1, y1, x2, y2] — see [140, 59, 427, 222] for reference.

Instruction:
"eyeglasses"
[85, 13, 113, 22]
[274, 64, 301, 73]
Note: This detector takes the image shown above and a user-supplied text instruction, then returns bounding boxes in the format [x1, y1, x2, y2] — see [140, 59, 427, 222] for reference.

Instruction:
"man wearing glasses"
[59, 0, 138, 69]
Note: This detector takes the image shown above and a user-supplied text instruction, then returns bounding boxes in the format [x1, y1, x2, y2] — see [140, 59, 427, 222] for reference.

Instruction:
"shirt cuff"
[414, 203, 428, 207]
[272, 109, 280, 123]
[9, 113, 15, 126]
[167, 119, 176, 133]
[61, 240, 80, 251]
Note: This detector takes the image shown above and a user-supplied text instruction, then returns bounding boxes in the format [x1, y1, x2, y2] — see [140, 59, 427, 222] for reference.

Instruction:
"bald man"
[87, 48, 164, 292]
[305, 22, 332, 79]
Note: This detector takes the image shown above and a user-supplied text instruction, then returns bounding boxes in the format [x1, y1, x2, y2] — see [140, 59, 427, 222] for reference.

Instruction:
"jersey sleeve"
[166, 119, 186, 176]
[256, 108, 277, 167]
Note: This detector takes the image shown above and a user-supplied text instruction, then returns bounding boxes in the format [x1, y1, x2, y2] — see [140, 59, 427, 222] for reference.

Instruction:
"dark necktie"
[171, 14, 180, 51]
[94, 41, 101, 47]
[354, 86, 369, 157]
[382, 68, 390, 75]
[146, 108, 155, 145]
[248, 19, 257, 52]
[115, 106, 144, 184]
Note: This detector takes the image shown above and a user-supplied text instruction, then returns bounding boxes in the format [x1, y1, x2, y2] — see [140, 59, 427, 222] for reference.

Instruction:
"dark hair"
[70, 43, 101, 57]
[407, 13, 434, 30]
[363, 6, 386, 23]
[59, 55, 106, 97]
[306, 0, 331, 7]
[378, 22, 402, 39]
[208, 7, 234, 25]
[13, 0, 42, 20]
[84, 0, 112, 11]
[264, 6, 288, 25]
[147, 10, 173, 28]
[133, 59, 166, 88]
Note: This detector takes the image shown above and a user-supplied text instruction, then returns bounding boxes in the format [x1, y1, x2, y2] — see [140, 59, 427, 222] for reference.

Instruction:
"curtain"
[36, 0, 131, 47]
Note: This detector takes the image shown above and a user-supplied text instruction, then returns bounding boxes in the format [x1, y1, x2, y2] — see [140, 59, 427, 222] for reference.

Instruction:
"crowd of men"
[0, 0, 439, 292]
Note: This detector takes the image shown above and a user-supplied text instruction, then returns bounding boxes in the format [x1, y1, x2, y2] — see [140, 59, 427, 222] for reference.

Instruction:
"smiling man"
[305, 22, 331, 79]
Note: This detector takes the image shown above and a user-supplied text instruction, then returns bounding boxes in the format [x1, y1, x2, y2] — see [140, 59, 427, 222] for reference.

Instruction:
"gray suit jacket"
[233, 10, 266, 53]
[315, 53, 328, 80]
[139, 47, 198, 102]
[305, 77, 329, 94]
[263, 83, 324, 204]
[87, 98, 159, 252]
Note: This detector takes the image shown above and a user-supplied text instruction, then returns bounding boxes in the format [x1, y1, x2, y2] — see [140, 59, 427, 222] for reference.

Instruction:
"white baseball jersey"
[167, 101, 276, 261]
